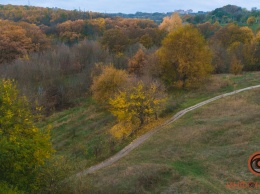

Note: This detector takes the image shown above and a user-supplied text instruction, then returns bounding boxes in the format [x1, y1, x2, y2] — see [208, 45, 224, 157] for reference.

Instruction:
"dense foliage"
[109, 81, 166, 126]
[0, 79, 53, 192]
[158, 25, 213, 88]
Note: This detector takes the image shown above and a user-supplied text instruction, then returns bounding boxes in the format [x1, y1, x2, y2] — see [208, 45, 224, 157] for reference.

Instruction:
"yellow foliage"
[109, 81, 167, 126]
[159, 12, 182, 32]
[0, 79, 54, 191]
[247, 16, 256, 25]
[158, 25, 213, 88]
[91, 65, 129, 105]
[110, 122, 135, 140]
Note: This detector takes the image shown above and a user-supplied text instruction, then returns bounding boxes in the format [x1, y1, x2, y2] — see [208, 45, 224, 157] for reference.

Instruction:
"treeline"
[184, 5, 260, 25]
[0, 4, 105, 25]
[106, 5, 260, 25]
[1, 13, 164, 62]
[1, 11, 260, 115]
[1, 4, 260, 29]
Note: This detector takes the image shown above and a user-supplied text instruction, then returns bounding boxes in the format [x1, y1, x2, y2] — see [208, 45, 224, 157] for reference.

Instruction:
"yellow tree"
[158, 25, 213, 88]
[159, 12, 182, 32]
[109, 81, 166, 126]
[247, 16, 256, 25]
[0, 79, 53, 192]
[91, 65, 129, 105]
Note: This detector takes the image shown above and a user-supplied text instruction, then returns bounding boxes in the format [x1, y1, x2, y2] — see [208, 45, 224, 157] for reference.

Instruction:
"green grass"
[172, 160, 206, 177]
[38, 71, 260, 192]
[39, 97, 128, 168]
[68, 79, 260, 193]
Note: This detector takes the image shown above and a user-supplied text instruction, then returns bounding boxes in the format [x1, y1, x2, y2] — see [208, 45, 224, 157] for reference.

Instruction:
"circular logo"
[248, 152, 260, 176]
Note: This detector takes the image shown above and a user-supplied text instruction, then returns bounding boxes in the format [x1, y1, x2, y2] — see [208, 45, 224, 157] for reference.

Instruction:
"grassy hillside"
[39, 72, 260, 187]
[72, 85, 260, 193]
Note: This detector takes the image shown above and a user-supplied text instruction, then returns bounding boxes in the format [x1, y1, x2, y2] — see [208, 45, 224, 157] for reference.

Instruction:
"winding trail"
[77, 84, 260, 177]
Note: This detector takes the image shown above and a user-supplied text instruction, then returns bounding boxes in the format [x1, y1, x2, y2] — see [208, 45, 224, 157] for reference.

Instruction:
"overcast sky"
[1, 0, 259, 13]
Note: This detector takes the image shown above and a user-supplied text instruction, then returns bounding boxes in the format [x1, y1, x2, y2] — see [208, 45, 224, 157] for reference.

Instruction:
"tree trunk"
[139, 112, 144, 126]
[155, 112, 158, 120]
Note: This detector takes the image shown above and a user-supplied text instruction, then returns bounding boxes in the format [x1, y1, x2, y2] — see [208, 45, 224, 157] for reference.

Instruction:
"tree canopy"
[91, 65, 129, 105]
[159, 12, 182, 32]
[0, 20, 49, 64]
[109, 81, 166, 126]
[0, 79, 53, 192]
[158, 25, 213, 88]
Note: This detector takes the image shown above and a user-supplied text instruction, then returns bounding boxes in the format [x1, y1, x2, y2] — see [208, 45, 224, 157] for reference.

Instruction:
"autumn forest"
[0, 3, 260, 193]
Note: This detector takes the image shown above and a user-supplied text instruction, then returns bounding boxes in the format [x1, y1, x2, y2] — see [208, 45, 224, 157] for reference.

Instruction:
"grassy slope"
[39, 72, 260, 179]
[38, 98, 129, 170]
[74, 85, 260, 193]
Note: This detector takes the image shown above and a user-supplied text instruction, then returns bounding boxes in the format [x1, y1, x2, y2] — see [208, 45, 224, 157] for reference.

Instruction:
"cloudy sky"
[1, 0, 259, 13]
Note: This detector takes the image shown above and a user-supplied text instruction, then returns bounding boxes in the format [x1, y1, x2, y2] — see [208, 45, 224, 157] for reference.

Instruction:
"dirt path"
[77, 84, 260, 177]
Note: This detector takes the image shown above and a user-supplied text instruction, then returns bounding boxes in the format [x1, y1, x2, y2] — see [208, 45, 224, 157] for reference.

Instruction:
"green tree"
[158, 25, 213, 88]
[0, 79, 53, 192]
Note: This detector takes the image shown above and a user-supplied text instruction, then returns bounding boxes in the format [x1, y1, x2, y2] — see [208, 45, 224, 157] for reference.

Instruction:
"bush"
[91, 65, 129, 105]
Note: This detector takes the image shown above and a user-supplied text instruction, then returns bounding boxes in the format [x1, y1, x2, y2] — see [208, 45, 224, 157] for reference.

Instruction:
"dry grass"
[200, 74, 232, 92]
[72, 88, 260, 193]
[38, 72, 260, 193]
